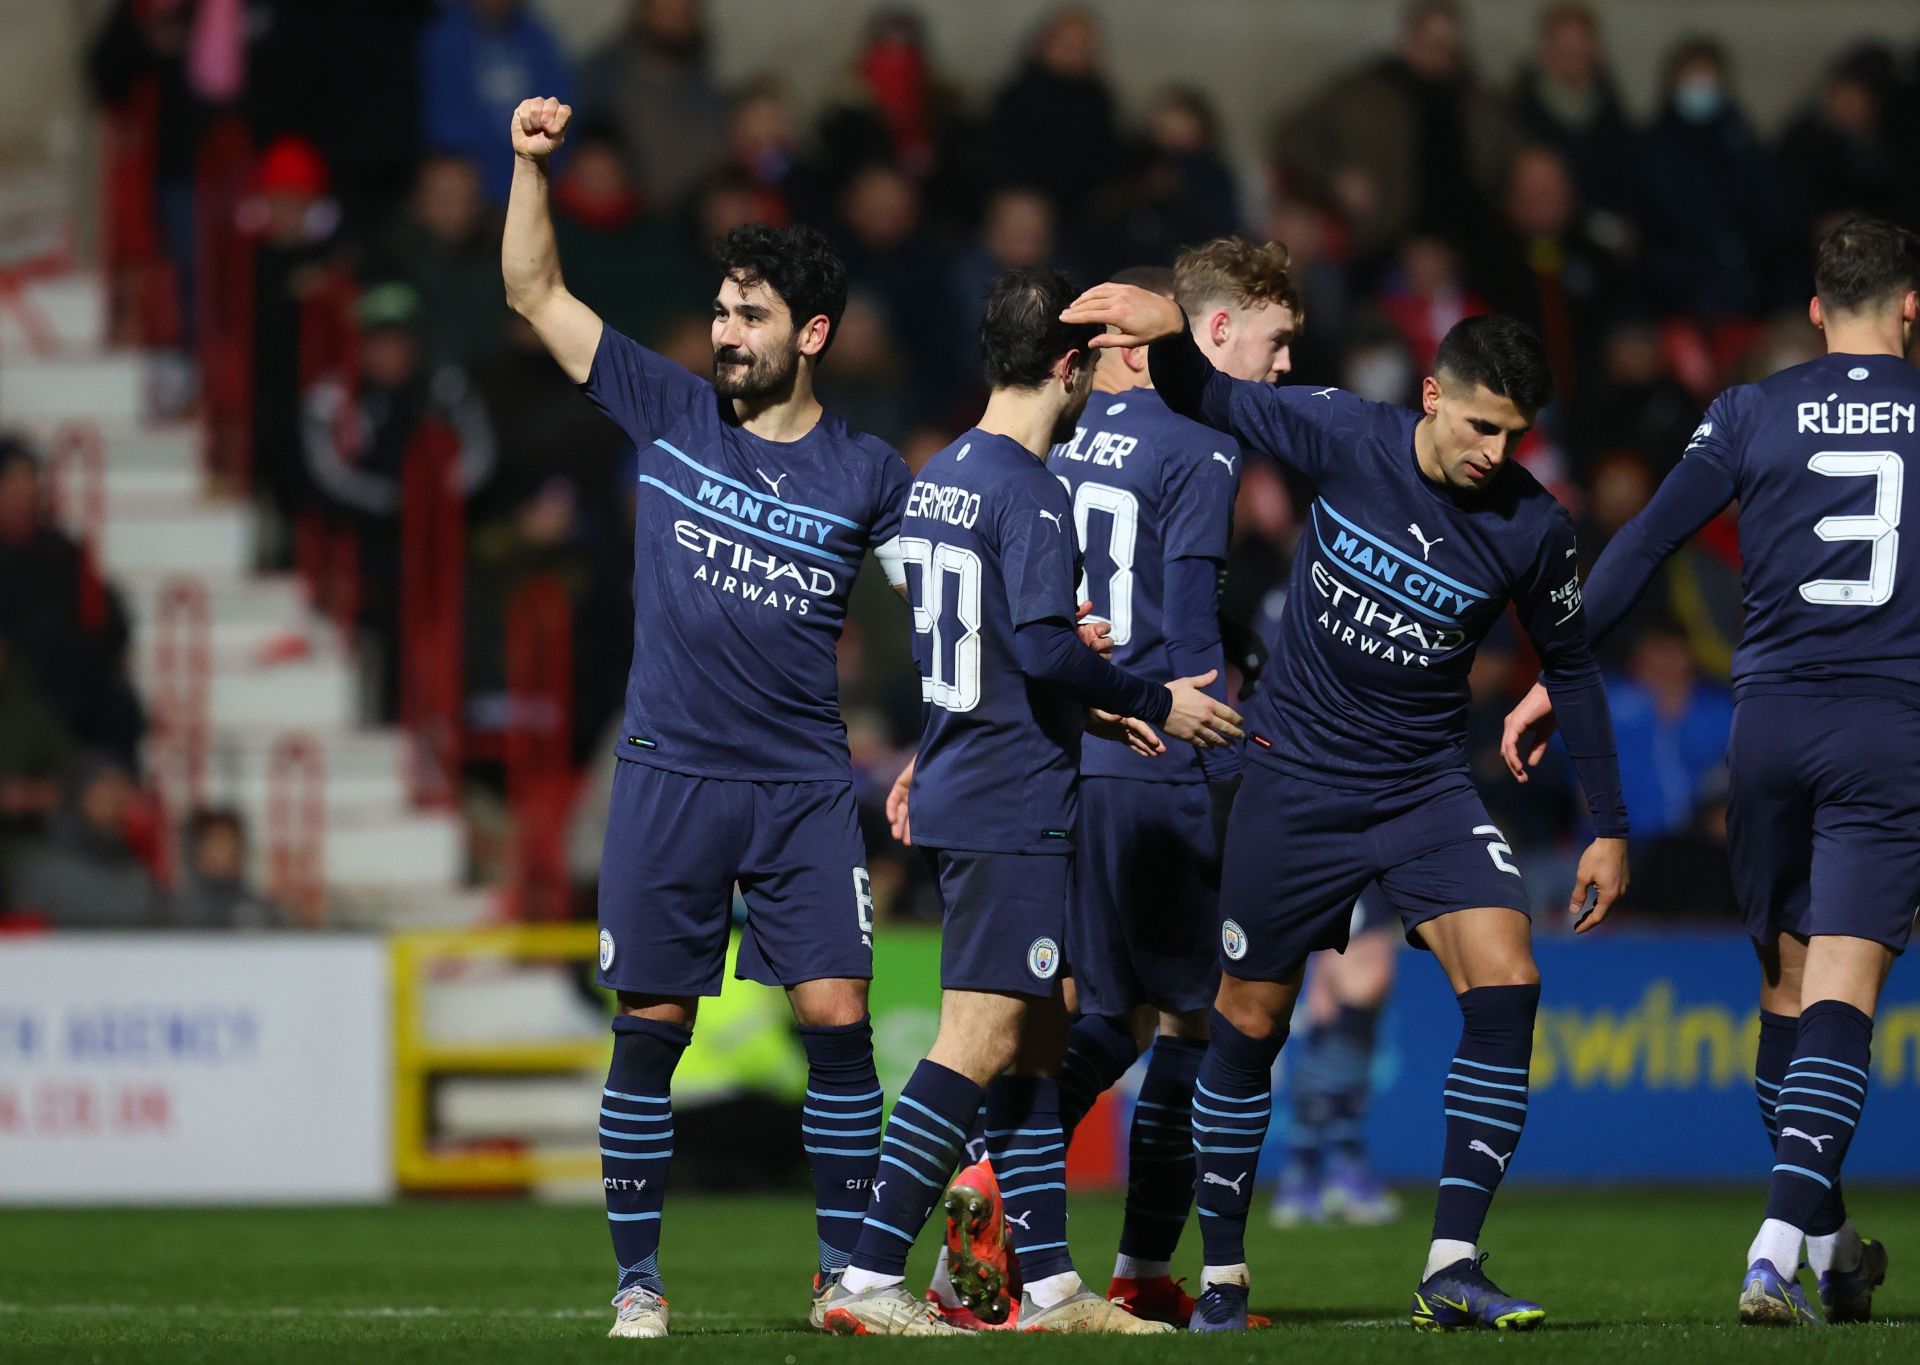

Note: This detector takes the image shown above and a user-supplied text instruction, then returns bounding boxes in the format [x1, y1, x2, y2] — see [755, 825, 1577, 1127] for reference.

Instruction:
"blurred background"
[1, 0, 1918, 1204]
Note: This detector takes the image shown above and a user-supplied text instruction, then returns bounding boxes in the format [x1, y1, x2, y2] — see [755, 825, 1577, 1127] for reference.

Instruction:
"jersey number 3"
[901, 537, 982, 712]
[1800, 450, 1903, 607]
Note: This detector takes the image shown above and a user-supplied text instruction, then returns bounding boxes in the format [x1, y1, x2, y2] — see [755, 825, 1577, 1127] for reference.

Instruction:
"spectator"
[0, 629, 74, 889]
[951, 187, 1063, 352]
[0, 440, 144, 765]
[1607, 621, 1735, 843]
[550, 128, 708, 345]
[1637, 37, 1789, 319]
[989, 8, 1120, 238]
[1778, 47, 1916, 253]
[1508, 4, 1637, 247]
[1379, 235, 1486, 375]
[378, 154, 511, 371]
[829, 164, 956, 412]
[1276, 0, 1514, 265]
[168, 808, 286, 929]
[1473, 145, 1621, 399]
[1097, 87, 1243, 272]
[245, 134, 343, 530]
[419, 0, 571, 205]
[301, 281, 495, 718]
[577, 0, 728, 211]
[724, 79, 815, 226]
[1565, 310, 1703, 475]
[10, 754, 161, 927]
[812, 291, 916, 446]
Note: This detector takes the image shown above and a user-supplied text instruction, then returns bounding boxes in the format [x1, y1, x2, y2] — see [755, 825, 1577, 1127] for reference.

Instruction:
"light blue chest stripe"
[652, 438, 859, 529]
[1309, 506, 1451, 625]
[638, 475, 851, 566]
[1316, 497, 1490, 600]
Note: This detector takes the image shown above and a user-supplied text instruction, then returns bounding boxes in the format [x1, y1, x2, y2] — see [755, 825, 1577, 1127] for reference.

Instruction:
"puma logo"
[1005, 1210, 1032, 1231]
[1407, 523, 1444, 561]
[1311, 386, 1339, 400]
[1468, 1139, 1512, 1172]
[1202, 1170, 1247, 1196]
[755, 468, 790, 497]
[1212, 451, 1237, 474]
[1038, 510, 1064, 532]
[870, 1180, 886, 1201]
[1781, 1128, 1833, 1154]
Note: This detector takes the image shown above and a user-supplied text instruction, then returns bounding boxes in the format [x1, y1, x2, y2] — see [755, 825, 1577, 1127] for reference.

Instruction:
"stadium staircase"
[0, 268, 484, 928]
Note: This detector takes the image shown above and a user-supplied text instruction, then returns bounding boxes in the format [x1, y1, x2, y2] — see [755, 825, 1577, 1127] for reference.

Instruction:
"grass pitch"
[2, 1189, 1917, 1362]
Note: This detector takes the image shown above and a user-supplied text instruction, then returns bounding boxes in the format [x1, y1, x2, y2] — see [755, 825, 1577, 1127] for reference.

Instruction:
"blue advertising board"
[1103, 932, 1920, 1184]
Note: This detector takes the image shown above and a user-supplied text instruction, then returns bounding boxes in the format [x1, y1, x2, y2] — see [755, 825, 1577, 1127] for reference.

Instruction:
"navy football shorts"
[1216, 760, 1530, 981]
[1067, 777, 1219, 1017]
[1728, 692, 1920, 954]
[921, 846, 1070, 998]
[595, 757, 874, 996]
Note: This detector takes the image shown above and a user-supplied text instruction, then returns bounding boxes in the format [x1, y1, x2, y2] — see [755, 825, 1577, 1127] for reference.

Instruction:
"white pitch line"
[0, 1303, 756, 1324]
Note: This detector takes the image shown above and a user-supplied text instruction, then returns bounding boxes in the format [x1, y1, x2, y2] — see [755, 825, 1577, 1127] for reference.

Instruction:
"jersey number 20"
[1800, 450, 1903, 607]
[901, 537, 982, 712]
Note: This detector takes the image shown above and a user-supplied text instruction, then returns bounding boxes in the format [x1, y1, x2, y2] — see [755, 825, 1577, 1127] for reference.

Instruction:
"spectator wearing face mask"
[1636, 38, 1789, 318]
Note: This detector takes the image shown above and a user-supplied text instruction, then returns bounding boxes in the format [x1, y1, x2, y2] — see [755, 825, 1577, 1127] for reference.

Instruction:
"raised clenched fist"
[511, 97, 572, 161]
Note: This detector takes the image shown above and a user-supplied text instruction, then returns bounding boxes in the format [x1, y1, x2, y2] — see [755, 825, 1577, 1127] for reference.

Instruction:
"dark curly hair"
[714, 223, 849, 353]
[979, 267, 1098, 390]
[1816, 217, 1920, 315]
[1434, 314, 1556, 416]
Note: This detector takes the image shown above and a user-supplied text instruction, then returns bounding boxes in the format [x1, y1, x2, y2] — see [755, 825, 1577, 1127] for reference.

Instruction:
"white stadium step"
[200, 655, 358, 731]
[96, 504, 253, 578]
[324, 806, 465, 888]
[0, 350, 147, 422]
[0, 273, 107, 354]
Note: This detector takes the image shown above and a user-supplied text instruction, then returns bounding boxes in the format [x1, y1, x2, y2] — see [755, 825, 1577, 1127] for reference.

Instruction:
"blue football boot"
[1817, 1239, 1887, 1324]
[1410, 1253, 1545, 1332]
[1738, 1259, 1824, 1327]
[1188, 1281, 1251, 1333]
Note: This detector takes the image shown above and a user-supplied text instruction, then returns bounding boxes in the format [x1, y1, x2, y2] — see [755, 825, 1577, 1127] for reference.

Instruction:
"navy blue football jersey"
[1049, 389, 1241, 782]
[1687, 352, 1920, 700]
[581, 326, 911, 780]
[904, 430, 1085, 854]
[1212, 383, 1591, 784]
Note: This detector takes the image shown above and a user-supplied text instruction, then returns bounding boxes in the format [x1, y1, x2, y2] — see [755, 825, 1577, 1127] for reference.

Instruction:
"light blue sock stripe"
[887, 1114, 964, 1153]
[1194, 1143, 1265, 1154]
[1133, 1100, 1183, 1112]
[1794, 1056, 1868, 1079]
[1195, 1081, 1270, 1106]
[601, 1146, 674, 1158]
[603, 1088, 670, 1104]
[1777, 1086, 1861, 1109]
[984, 1127, 1062, 1138]
[1444, 1108, 1523, 1133]
[1439, 1177, 1491, 1192]
[598, 1126, 675, 1142]
[1191, 1120, 1265, 1136]
[994, 1143, 1065, 1159]
[878, 1154, 940, 1186]
[806, 1087, 884, 1103]
[815, 1208, 867, 1219]
[999, 1182, 1067, 1198]
[1196, 1207, 1221, 1218]
[1785, 1069, 1866, 1094]
[806, 1144, 885, 1156]
[882, 1130, 953, 1169]
[1017, 1241, 1070, 1253]
[995, 1162, 1065, 1180]
[599, 1108, 672, 1123]
[1450, 1058, 1529, 1076]
[895, 1095, 969, 1140]
[1193, 1101, 1270, 1120]
[1441, 1089, 1530, 1113]
[1776, 1104, 1856, 1127]
[607, 1210, 663, 1222]
[802, 1123, 885, 1137]
[866, 1218, 916, 1243]
[805, 1103, 884, 1120]
[1753, 1077, 1781, 1091]
[1773, 1163, 1833, 1188]
[1445, 1072, 1529, 1094]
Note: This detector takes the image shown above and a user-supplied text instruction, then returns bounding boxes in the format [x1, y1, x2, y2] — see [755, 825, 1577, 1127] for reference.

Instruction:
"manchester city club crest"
[1027, 937, 1060, 980]
[1222, 919, 1248, 961]
[599, 928, 616, 972]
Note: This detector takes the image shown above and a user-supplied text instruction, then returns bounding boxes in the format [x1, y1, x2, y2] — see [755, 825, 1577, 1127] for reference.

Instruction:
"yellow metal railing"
[390, 924, 605, 1191]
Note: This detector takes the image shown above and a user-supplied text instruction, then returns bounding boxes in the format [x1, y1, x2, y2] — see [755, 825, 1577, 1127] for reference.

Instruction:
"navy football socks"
[1193, 1011, 1286, 1269]
[1119, 1034, 1206, 1264]
[1432, 984, 1538, 1245]
[848, 1060, 980, 1278]
[1765, 1000, 1873, 1232]
[798, 1018, 884, 1277]
[602, 1015, 690, 1293]
[984, 1075, 1075, 1282]
[1057, 1013, 1142, 1137]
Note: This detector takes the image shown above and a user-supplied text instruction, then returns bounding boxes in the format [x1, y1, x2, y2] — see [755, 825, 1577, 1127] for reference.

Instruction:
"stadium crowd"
[3, 0, 1917, 928]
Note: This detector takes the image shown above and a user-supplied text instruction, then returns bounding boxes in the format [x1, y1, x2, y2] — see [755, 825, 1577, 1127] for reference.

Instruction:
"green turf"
[2, 1189, 1916, 1361]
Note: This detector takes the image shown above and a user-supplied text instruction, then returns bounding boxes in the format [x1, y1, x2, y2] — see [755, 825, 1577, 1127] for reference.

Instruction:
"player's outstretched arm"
[503, 96, 603, 383]
[1500, 450, 1737, 784]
